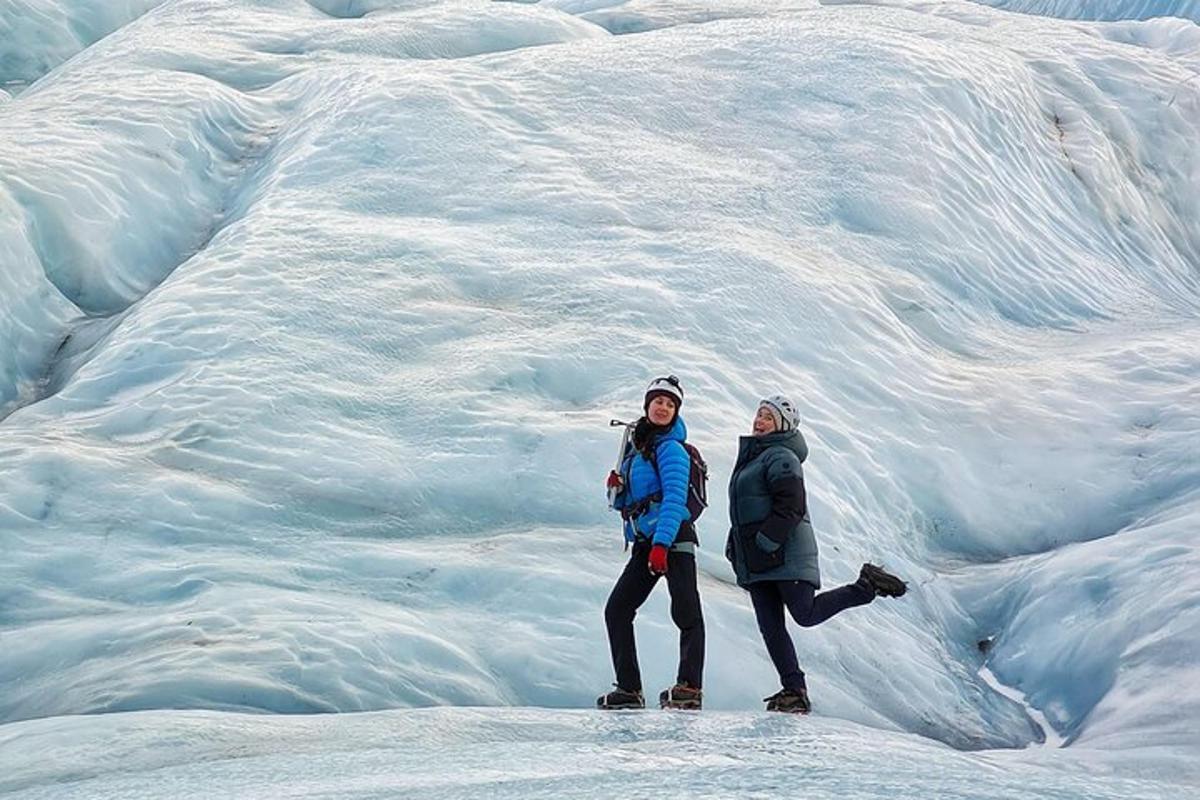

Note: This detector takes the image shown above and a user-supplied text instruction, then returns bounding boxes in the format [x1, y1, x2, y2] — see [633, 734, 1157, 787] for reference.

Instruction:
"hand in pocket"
[740, 522, 788, 573]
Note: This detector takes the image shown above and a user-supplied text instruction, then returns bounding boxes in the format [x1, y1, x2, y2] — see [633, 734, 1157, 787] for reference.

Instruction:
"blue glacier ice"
[0, 0, 1197, 797]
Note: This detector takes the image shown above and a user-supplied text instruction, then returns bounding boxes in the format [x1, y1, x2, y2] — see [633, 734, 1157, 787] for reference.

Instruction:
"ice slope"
[0, 0, 169, 89]
[0, 0, 1198, 790]
[972, 0, 1200, 23]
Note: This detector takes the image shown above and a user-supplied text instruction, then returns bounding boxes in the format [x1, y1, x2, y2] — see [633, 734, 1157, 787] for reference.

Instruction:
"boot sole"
[659, 689, 702, 710]
[597, 695, 645, 710]
[863, 567, 907, 597]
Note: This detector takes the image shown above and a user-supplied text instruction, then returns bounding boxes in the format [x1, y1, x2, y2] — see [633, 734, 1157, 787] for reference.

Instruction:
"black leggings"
[748, 579, 873, 691]
[604, 543, 705, 691]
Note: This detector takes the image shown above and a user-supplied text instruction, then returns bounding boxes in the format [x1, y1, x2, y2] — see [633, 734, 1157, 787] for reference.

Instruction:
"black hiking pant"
[748, 579, 873, 691]
[604, 542, 705, 692]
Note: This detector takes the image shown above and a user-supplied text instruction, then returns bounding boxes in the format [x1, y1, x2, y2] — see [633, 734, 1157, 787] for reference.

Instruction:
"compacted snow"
[1, 708, 1194, 799]
[1, 0, 1197, 796]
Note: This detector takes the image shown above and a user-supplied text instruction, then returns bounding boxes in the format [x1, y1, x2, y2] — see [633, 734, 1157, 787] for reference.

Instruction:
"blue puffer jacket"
[612, 416, 692, 548]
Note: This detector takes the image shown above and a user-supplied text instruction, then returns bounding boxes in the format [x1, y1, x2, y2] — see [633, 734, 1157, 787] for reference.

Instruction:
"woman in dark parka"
[726, 395, 906, 713]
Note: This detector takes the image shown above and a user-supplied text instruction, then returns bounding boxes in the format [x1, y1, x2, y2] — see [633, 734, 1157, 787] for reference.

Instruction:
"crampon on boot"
[764, 687, 811, 714]
[596, 685, 645, 710]
[659, 682, 702, 710]
[858, 563, 907, 598]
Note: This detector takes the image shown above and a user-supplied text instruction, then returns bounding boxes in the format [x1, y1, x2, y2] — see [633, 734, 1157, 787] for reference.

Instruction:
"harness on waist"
[619, 493, 662, 523]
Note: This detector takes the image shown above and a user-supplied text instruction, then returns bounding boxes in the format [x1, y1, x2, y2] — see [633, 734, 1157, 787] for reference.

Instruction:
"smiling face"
[647, 394, 678, 426]
[753, 405, 777, 436]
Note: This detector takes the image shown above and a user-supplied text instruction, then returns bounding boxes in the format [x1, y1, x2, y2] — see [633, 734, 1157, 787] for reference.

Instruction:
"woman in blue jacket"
[726, 395, 906, 713]
[598, 376, 704, 711]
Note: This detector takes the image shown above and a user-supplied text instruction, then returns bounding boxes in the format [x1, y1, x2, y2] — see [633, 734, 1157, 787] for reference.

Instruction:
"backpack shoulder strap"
[650, 437, 686, 472]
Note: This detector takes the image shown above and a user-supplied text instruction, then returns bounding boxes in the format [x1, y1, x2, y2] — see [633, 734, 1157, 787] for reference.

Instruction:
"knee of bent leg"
[792, 611, 819, 628]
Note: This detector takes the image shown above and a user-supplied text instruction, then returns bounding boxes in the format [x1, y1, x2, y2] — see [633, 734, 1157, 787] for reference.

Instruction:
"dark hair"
[632, 416, 668, 460]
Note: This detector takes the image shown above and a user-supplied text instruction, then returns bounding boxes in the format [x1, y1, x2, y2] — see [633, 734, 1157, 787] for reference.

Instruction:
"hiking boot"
[858, 563, 907, 598]
[764, 687, 811, 714]
[596, 685, 645, 710]
[659, 682, 702, 710]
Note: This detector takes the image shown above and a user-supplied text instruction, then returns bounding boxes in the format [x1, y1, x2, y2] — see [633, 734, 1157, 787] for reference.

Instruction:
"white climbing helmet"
[759, 394, 799, 432]
[644, 375, 684, 411]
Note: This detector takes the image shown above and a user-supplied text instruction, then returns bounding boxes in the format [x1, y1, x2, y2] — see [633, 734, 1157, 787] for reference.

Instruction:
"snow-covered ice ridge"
[1, 0, 1197, 796]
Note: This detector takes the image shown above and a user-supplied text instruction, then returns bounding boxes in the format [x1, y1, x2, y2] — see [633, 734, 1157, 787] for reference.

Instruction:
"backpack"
[650, 441, 709, 525]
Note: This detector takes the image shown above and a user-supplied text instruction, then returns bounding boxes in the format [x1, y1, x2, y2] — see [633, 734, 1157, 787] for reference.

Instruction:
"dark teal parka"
[725, 429, 821, 587]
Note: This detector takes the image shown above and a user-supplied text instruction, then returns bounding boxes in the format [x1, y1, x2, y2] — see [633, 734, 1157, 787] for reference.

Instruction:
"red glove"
[606, 470, 623, 491]
[648, 545, 669, 575]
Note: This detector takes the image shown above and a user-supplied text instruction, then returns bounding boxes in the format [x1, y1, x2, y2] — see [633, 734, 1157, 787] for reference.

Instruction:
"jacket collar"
[737, 428, 807, 465]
